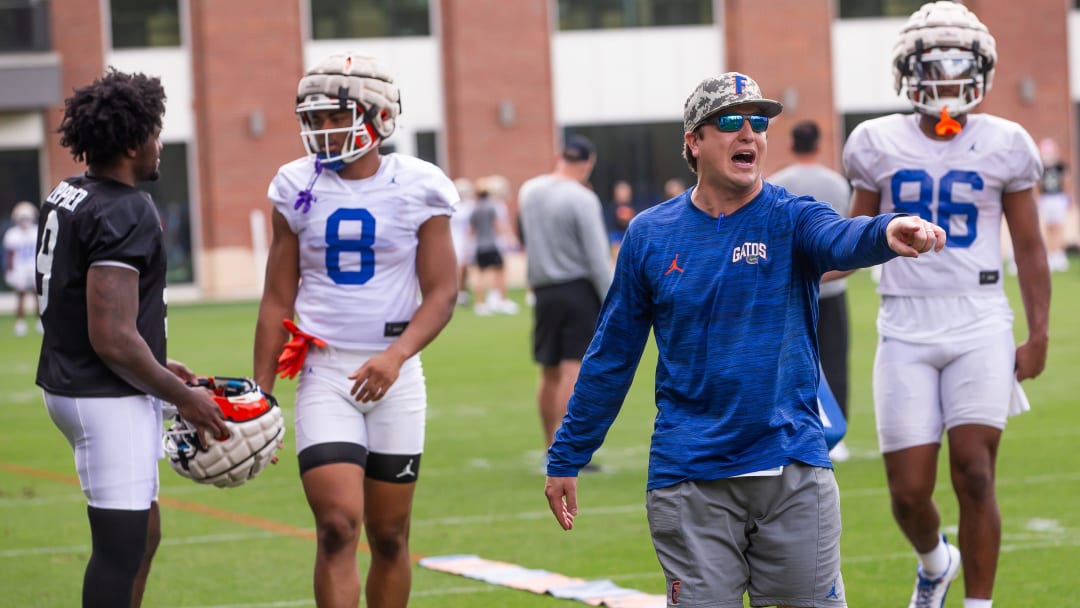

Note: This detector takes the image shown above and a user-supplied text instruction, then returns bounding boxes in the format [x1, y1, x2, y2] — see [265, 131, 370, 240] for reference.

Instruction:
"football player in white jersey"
[843, 3, 1051, 608]
[3, 201, 40, 336]
[253, 52, 458, 608]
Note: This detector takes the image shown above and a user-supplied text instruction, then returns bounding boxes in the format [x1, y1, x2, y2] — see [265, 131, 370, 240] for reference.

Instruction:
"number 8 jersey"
[268, 153, 458, 349]
[843, 113, 1041, 341]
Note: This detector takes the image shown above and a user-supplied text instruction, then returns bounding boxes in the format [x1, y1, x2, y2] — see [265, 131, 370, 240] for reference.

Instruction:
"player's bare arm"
[165, 359, 198, 383]
[253, 209, 300, 393]
[349, 214, 457, 402]
[544, 476, 578, 531]
[1003, 187, 1051, 380]
[87, 264, 227, 439]
[849, 187, 882, 218]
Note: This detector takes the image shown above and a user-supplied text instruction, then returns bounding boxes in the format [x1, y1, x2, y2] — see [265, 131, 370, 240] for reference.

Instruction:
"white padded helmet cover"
[297, 52, 400, 139]
[892, 1, 996, 94]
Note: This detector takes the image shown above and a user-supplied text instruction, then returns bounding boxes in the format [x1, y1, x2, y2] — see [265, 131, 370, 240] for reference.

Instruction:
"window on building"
[310, 0, 430, 39]
[838, 0, 926, 19]
[110, 0, 181, 48]
[0, 0, 51, 52]
[563, 122, 695, 231]
[842, 111, 899, 140]
[138, 143, 194, 283]
[0, 148, 40, 292]
[558, 0, 713, 30]
[414, 131, 439, 168]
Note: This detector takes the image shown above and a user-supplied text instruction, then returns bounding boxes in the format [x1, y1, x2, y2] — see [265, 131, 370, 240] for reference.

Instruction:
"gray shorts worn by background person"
[646, 463, 846, 608]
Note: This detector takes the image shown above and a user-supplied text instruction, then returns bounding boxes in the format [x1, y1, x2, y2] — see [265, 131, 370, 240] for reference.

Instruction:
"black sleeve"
[79, 192, 161, 271]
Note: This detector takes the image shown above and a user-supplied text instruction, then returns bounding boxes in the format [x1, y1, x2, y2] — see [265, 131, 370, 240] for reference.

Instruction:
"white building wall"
[105, 48, 194, 143]
[831, 17, 910, 114]
[552, 26, 723, 126]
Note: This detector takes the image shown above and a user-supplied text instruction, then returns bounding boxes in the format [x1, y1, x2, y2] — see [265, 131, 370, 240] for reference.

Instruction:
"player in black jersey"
[36, 69, 228, 608]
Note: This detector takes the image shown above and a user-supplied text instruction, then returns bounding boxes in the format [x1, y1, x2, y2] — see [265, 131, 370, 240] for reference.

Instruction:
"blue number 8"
[326, 208, 375, 284]
[890, 168, 982, 248]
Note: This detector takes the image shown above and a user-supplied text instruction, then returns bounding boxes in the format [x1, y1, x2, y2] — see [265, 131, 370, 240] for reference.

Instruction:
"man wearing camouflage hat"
[544, 72, 949, 607]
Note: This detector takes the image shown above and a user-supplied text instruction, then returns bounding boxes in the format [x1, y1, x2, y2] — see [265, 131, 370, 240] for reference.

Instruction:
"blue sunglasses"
[715, 114, 770, 133]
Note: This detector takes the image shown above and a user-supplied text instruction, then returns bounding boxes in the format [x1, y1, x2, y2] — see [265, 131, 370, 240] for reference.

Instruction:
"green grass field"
[1, 265, 1078, 607]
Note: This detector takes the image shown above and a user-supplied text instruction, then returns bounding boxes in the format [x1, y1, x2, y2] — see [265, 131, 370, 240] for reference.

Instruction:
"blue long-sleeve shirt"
[547, 182, 901, 490]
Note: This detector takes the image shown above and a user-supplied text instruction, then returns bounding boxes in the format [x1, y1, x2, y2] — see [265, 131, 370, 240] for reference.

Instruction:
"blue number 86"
[890, 168, 982, 248]
[326, 208, 375, 284]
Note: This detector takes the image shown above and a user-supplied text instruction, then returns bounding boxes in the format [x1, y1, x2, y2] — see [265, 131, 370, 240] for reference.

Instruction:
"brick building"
[0, 0, 1075, 302]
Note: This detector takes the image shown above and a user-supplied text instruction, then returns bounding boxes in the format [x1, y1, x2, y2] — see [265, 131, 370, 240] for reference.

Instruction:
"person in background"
[37, 68, 228, 608]
[544, 71, 946, 608]
[843, 3, 1051, 607]
[769, 119, 854, 462]
[450, 177, 476, 305]
[1036, 138, 1071, 272]
[608, 180, 636, 259]
[470, 175, 520, 316]
[253, 52, 458, 608]
[518, 134, 611, 466]
[4, 201, 42, 336]
[663, 177, 687, 200]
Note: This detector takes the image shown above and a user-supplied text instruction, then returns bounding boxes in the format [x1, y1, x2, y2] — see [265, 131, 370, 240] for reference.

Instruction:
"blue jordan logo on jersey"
[732, 242, 767, 264]
[825, 578, 840, 600]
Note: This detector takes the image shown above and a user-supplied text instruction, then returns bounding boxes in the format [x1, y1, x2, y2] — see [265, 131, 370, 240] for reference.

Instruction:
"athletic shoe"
[580, 462, 603, 473]
[493, 299, 519, 315]
[828, 440, 851, 463]
[13, 319, 27, 337]
[908, 537, 962, 608]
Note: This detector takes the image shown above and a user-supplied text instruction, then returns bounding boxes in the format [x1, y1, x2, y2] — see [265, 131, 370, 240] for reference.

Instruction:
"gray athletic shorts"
[646, 463, 846, 607]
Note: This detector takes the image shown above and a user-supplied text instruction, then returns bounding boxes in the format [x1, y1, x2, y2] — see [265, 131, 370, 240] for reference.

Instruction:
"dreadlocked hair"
[57, 68, 166, 166]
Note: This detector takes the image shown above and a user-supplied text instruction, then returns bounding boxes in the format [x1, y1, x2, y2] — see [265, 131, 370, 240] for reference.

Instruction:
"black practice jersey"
[35, 174, 168, 397]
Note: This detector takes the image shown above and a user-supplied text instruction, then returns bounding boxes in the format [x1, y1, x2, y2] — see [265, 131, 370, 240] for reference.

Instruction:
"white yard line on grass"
[0, 531, 279, 558]
[182, 536, 1080, 608]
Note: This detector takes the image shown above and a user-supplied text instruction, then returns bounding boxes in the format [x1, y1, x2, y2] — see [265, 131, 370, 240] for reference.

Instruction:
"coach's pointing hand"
[886, 216, 947, 257]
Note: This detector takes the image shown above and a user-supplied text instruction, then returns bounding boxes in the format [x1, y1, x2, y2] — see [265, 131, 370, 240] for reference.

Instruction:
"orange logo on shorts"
[670, 580, 681, 604]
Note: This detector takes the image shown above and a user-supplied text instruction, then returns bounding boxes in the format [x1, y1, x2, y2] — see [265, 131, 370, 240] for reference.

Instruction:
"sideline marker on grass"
[419, 554, 665, 607]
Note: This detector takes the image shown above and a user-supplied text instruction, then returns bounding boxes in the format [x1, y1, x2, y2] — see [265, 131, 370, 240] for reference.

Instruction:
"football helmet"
[11, 201, 37, 225]
[892, 1, 996, 116]
[163, 377, 285, 489]
[296, 52, 401, 171]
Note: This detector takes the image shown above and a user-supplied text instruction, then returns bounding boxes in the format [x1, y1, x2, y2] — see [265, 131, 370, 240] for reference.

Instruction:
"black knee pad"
[366, 452, 421, 483]
[298, 441, 368, 476]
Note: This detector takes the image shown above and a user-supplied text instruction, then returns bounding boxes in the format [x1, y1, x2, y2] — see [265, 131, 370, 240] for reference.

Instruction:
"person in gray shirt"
[518, 135, 611, 465]
[769, 120, 854, 462]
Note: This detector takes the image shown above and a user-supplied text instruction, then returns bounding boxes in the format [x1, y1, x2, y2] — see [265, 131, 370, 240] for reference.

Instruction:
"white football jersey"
[269, 154, 457, 349]
[844, 113, 1040, 341]
[3, 223, 38, 271]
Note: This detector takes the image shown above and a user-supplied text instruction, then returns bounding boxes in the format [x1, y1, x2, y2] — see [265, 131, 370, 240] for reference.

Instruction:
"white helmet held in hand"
[163, 377, 285, 489]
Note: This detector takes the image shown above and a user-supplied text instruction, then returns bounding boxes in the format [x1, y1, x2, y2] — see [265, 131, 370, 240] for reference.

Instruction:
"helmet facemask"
[297, 93, 382, 171]
[294, 53, 400, 173]
[902, 46, 989, 116]
[891, 1, 997, 121]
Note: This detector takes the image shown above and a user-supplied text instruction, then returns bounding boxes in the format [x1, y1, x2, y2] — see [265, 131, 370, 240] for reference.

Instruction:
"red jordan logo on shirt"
[665, 253, 684, 275]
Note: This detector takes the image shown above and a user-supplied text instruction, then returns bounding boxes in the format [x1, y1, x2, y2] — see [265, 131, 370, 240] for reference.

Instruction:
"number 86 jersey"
[268, 153, 457, 349]
[843, 113, 1041, 297]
